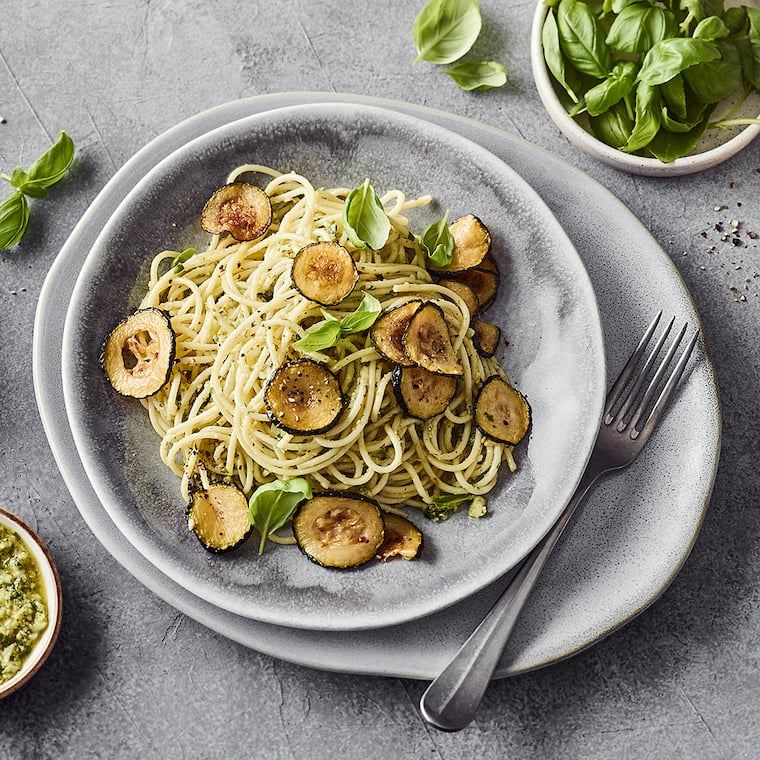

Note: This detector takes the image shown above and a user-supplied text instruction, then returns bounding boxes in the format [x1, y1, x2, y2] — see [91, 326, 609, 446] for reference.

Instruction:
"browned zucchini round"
[200, 182, 272, 241]
[472, 320, 501, 358]
[391, 364, 457, 420]
[402, 302, 463, 377]
[186, 483, 253, 553]
[369, 299, 422, 365]
[264, 359, 344, 435]
[101, 308, 175, 398]
[377, 513, 423, 562]
[292, 241, 359, 306]
[429, 215, 491, 273]
[439, 278, 479, 321]
[292, 492, 385, 568]
[455, 257, 500, 310]
[474, 375, 531, 445]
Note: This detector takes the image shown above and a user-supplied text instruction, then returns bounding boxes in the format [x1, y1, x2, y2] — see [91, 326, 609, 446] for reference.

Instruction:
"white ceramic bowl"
[0, 508, 62, 698]
[530, 1, 760, 176]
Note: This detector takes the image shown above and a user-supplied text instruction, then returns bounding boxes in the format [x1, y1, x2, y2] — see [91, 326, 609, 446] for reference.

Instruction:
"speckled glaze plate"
[59, 103, 606, 631]
[34, 94, 719, 677]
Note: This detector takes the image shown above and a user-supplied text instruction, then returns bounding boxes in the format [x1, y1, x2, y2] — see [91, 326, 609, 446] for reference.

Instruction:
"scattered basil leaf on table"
[442, 60, 508, 91]
[413, 0, 482, 64]
[542, 0, 760, 162]
[248, 477, 312, 555]
[294, 292, 382, 352]
[412, 0, 507, 91]
[0, 131, 75, 249]
[419, 210, 454, 267]
[0, 192, 30, 250]
[342, 179, 391, 251]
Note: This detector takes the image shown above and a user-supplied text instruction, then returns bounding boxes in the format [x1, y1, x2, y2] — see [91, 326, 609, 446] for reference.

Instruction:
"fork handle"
[419, 468, 601, 732]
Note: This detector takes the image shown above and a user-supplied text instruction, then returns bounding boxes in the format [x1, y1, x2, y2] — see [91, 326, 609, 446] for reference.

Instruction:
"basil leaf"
[693, 15, 730, 41]
[745, 8, 760, 89]
[338, 292, 382, 333]
[589, 102, 634, 148]
[606, 4, 676, 54]
[683, 40, 743, 103]
[585, 61, 638, 116]
[557, 0, 612, 79]
[293, 318, 342, 352]
[0, 192, 29, 250]
[171, 247, 198, 273]
[542, 7, 579, 103]
[413, 0, 482, 65]
[342, 179, 391, 251]
[660, 74, 688, 120]
[294, 293, 381, 352]
[420, 210, 454, 267]
[637, 37, 721, 86]
[442, 60, 507, 91]
[23, 131, 75, 189]
[622, 83, 661, 153]
[722, 6, 746, 35]
[681, 0, 725, 24]
[647, 108, 714, 162]
[248, 477, 312, 555]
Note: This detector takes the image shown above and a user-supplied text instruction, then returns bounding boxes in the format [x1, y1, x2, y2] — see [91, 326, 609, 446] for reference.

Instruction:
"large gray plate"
[60, 102, 605, 631]
[34, 94, 720, 676]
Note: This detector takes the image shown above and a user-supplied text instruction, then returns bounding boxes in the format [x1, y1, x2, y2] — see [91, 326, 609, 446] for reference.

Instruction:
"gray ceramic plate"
[34, 94, 719, 677]
[60, 103, 606, 631]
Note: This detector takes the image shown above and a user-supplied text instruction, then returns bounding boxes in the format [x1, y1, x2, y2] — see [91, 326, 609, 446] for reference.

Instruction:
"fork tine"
[632, 327, 699, 441]
[604, 310, 662, 420]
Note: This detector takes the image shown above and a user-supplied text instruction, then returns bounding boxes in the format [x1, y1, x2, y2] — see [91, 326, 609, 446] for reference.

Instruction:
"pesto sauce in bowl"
[0, 522, 49, 684]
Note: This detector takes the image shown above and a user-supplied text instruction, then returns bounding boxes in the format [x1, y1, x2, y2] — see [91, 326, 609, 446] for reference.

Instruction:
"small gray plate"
[61, 103, 604, 631]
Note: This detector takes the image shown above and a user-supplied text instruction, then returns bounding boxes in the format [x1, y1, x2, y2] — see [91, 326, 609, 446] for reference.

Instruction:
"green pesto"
[0, 523, 48, 684]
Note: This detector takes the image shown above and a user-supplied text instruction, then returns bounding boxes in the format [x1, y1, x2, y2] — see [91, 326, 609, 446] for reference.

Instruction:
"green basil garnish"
[420, 210, 455, 267]
[248, 477, 312, 555]
[294, 292, 382, 352]
[413, 0, 482, 65]
[342, 179, 391, 251]
[171, 247, 198, 273]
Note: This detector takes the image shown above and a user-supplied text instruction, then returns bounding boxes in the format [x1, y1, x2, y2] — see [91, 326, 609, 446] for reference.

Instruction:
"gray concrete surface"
[1, 1, 759, 758]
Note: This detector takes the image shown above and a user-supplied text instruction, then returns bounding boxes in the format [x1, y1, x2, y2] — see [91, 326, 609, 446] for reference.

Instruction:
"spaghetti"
[136, 165, 516, 512]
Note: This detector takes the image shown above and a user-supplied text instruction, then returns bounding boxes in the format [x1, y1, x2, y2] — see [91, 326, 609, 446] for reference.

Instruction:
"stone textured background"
[1, 1, 759, 758]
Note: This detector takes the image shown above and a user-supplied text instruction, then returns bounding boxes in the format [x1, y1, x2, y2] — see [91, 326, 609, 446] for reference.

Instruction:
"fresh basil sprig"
[0, 131, 75, 249]
[419, 210, 455, 267]
[294, 292, 382, 352]
[342, 179, 391, 251]
[542, 0, 760, 162]
[248, 477, 312, 555]
[413, 0, 507, 91]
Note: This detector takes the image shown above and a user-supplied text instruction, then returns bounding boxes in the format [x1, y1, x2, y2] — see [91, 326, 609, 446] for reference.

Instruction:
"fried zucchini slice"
[472, 320, 501, 358]
[429, 214, 491, 273]
[402, 302, 463, 377]
[293, 492, 385, 568]
[439, 278, 479, 321]
[370, 299, 422, 365]
[474, 375, 531, 445]
[377, 513, 423, 562]
[201, 182, 272, 241]
[186, 483, 253, 553]
[455, 257, 500, 310]
[101, 308, 175, 398]
[391, 364, 457, 420]
[292, 241, 359, 306]
[264, 359, 344, 435]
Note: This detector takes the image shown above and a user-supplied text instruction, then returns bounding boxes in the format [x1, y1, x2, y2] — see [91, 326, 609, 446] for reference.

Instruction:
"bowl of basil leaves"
[531, 0, 760, 176]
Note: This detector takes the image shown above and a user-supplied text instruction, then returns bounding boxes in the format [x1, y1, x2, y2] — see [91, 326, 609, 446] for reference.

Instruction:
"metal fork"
[419, 311, 700, 732]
